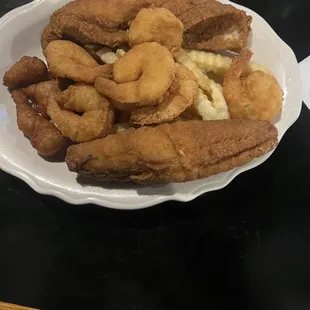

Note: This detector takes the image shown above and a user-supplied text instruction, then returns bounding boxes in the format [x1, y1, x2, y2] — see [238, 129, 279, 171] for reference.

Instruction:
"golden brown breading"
[23, 80, 59, 117]
[3, 56, 48, 89]
[47, 84, 115, 143]
[43, 0, 152, 49]
[42, 0, 251, 53]
[12, 90, 67, 157]
[41, 24, 61, 52]
[66, 119, 278, 184]
[45, 40, 113, 83]
[223, 49, 283, 120]
[94, 42, 175, 106]
[162, 0, 252, 52]
[130, 64, 198, 125]
[128, 8, 184, 51]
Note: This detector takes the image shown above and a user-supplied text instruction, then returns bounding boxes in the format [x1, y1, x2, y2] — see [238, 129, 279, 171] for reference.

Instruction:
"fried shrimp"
[95, 42, 175, 108]
[47, 84, 114, 143]
[185, 49, 273, 78]
[11, 90, 67, 157]
[45, 40, 113, 83]
[23, 80, 59, 117]
[128, 8, 184, 51]
[175, 50, 230, 120]
[223, 49, 283, 121]
[131, 64, 198, 125]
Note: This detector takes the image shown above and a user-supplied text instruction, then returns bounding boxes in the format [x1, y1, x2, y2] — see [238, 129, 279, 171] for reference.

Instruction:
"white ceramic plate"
[0, 0, 302, 209]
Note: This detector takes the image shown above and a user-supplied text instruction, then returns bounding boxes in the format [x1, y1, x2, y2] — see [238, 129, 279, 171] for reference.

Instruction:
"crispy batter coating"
[66, 119, 278, 184]
[128, 8, 184, 50]
[130, 64, 198, 125]
[45, 40, 113, 83]
[42, 0, 251, 52]
[3, 56, 48, 89]
[47, 84, 114, 143]
[162, 0, 252, 52]
[41, 24, 60, 52]
[42, 0, 153, 49]
[23, 80, 59, 117]
[11, 90, 67, 157]
[95, 42, 175, 107]
[223, 50, 283, 121]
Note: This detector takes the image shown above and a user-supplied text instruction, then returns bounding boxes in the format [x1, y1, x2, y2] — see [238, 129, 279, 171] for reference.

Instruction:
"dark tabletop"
[1, 1, 310, 309]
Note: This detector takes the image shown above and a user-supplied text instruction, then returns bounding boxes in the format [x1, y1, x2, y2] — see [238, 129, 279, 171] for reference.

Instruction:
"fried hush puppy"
[3, 56, 48, 89]
[11, 90, 67, 157]
[66, 119, 278, 184]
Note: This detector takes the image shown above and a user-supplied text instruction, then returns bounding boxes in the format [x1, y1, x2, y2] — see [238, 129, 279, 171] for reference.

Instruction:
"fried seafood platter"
[0, 0, 301, 207]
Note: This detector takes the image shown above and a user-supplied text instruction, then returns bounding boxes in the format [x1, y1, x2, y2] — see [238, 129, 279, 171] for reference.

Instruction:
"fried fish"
[66, 119, 277, 184]
[42, 0, 252, 52]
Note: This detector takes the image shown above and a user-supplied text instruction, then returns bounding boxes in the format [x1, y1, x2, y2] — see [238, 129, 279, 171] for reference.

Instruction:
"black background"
[1, 1, 310, 309]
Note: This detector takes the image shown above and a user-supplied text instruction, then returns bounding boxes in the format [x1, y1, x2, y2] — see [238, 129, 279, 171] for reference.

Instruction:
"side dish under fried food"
[47, 84, 114, 143]
[128, 8, 184, 51]
[223, 50, 283, 121]
[185, 49, 273, 78]
[130, 64, 198, 125]
[42, 0, 251, 53]
[95, 42, 175, 107]
[66, 119, 278, 184]
[12, 90, 67, 157]
[3, 56, 48, 89]
[45, 40, 113, 83]
[175, 50, 230, 120]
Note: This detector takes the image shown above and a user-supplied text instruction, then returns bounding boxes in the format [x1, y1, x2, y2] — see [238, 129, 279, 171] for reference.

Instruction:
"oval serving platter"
[0, 0, 302, 209]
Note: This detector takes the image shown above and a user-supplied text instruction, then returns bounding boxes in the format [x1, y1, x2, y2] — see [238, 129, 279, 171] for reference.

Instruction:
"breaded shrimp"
[45, 40, 113, 83]
[223, 49, 283, 121]
[128, 8, 184, 51]
[47, 84, 114, 143]
[94, 42, 175, 108]
[23, 80, 59, 117]
[130, 64, 198, 125]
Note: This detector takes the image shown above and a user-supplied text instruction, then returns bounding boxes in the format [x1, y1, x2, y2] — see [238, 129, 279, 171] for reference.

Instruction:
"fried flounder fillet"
[162, 0, 252, 52]
[42, 0, 251, 52]
[66, 120, 278, 184]
[42, 0, 153, 49]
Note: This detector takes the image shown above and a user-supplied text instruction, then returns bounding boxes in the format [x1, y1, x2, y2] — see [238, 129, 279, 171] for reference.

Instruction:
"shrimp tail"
[227, 49, 253, 78]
